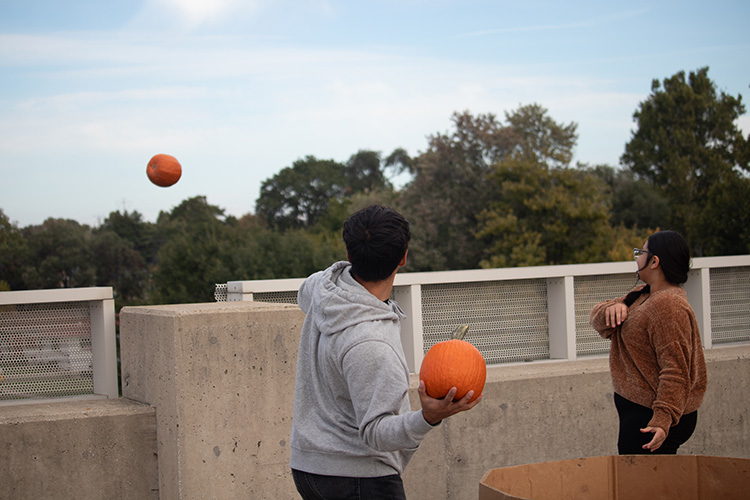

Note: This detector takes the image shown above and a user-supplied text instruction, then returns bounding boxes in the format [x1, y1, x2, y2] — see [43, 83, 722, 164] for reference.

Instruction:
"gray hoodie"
[289, 261, 435, 477]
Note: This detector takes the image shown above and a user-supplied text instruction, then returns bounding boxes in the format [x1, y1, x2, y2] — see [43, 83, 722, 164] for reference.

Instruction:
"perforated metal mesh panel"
[421, 279, 549, 364]
[214, 283, 228, 302]
[254, 291, 298, 305]
[0, 302, 94, 400]
[574, 274, 638, 357]
[710, 266, 750, 344]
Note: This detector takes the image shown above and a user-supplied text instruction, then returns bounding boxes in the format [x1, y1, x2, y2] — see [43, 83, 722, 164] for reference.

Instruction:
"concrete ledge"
[0, 398, 158, 500]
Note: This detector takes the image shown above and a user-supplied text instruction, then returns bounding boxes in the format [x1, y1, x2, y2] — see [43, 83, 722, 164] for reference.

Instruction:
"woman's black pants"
[614, 392, 698, 455]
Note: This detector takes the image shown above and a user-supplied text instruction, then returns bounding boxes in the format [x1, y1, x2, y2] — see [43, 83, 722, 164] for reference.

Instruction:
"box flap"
[479, 456, 613, 500]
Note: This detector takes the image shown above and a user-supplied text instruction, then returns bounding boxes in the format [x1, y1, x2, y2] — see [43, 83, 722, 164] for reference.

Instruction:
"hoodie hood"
[298, 261, 404, 336]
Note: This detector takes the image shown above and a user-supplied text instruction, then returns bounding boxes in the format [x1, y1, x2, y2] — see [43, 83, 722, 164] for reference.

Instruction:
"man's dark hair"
[343, 205, 411, 282]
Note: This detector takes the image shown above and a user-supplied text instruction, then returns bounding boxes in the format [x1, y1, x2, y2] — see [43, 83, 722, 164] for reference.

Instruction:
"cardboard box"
[479, 455, 750, 500]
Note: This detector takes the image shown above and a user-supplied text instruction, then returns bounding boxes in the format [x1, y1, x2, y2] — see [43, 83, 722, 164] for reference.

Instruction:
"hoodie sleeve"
[342, 339, 434, 453]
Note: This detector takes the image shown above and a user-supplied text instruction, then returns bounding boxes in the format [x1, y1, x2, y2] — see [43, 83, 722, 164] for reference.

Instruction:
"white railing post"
[89, 296, 119, 398]
[685, 268, 712, 349]
[547, 276, 577, 360]
[227, 281, 253, 301]
[392, 284, 424, 373]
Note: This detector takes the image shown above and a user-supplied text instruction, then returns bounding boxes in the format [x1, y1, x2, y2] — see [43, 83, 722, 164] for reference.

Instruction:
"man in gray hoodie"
[290, 205, 482, 499]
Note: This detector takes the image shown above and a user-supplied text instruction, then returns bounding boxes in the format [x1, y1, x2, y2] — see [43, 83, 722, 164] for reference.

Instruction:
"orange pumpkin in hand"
[420, 325, 486, 403]
[147, 154, 182, 187]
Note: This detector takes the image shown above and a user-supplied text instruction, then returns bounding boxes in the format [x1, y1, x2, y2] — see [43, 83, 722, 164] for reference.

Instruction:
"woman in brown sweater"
[590, 230, 707, 454]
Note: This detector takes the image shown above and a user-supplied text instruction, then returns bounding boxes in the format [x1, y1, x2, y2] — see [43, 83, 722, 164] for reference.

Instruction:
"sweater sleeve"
[646, 301, 695, 433]
[589, 297, 625, 339]
[342, 340, 433, 453]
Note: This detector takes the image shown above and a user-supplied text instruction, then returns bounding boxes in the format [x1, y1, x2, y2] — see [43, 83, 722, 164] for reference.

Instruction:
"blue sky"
[1, 0, 748, 228]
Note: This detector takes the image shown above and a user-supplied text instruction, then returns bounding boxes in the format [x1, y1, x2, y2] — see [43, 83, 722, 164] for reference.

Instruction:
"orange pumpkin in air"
[419, 325, 486, 403]
[147, 154, 182, 187]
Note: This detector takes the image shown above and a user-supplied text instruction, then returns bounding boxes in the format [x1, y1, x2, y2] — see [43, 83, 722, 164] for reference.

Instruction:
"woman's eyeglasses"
[633, 248, 653, 260]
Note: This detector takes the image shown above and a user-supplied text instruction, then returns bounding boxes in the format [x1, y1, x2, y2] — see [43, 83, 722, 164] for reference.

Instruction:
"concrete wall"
[3, 301, 749, 500]
[0, 398, 158, 500]
[119, 301, 304, 500]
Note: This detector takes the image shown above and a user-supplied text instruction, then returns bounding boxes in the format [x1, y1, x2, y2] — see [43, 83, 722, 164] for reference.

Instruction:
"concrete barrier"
[3, 301, 748, 500]
[119, 301, 304, 500]
[0, 398, 158, 500]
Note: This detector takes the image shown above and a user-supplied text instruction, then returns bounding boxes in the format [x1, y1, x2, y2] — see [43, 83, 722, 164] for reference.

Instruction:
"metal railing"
[217, 255, 750, 372]
[0, 287, 119, 402]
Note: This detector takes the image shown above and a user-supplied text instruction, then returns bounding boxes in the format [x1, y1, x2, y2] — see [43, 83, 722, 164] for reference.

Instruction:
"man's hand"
[605, 303, 629, 327]
[418, 380, 482, 425]
[641, 426, 667, 452]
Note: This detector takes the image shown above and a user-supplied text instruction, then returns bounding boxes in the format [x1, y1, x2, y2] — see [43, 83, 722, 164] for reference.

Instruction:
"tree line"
[1, 67, 748, 309]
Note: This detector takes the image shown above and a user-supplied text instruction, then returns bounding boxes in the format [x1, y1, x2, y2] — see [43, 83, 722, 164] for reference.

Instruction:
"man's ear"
[398, 250, 408, 267]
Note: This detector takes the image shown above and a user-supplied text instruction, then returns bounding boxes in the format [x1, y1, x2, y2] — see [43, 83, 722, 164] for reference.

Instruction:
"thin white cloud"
[0, 32, 392, 81]
[454, 8, 652, 38]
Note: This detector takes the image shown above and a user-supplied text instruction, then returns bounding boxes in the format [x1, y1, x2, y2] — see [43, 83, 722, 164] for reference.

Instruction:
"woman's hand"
[641, 426, 667, 452]
[604, 303, 629, 327]
[418, 380, 482, 425]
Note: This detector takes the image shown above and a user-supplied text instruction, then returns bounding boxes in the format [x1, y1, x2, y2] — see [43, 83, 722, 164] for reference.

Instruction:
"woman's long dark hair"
[623, 230, 691, 307]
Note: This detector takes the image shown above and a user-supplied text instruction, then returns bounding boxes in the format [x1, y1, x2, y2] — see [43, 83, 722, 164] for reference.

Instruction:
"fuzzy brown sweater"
[590, 285, 707, 434]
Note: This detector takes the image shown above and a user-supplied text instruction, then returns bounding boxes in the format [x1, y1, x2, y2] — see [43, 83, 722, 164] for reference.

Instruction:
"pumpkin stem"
[450, 324, 469, 340]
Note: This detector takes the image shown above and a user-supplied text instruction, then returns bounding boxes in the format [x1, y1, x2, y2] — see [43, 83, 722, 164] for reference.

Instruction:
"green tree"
[0, 209, 28, 290]
[396, 111, 512, 271]
[591, 166, 670, 229]
[699, 174, 750, 255]
[344, 150, 390, 194]
[20, 218, 96, 289]
[97, 210, 159, 265]
[255, 151, 395, 232]
[255, 155, 347, 231]
[89, 210, 161, 308]
[384, 147, 416, 177]
[601, 224, 655, 262]
[91, 231, 150, 305]
[505, 103, 578, 167]
[475, 161, 612, 268]
[223, 215, 345, 281]
[153, 197, 233, 303]
[621, 67, 749, 255]
[398, 105, 578, 271]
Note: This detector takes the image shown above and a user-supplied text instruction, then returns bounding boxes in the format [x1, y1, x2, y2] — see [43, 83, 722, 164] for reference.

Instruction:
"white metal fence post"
[392, 284, 425, 373]
[685, 267, 713, 349]
[547, 276, 576, 360]
[90, 296, 119, 398]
